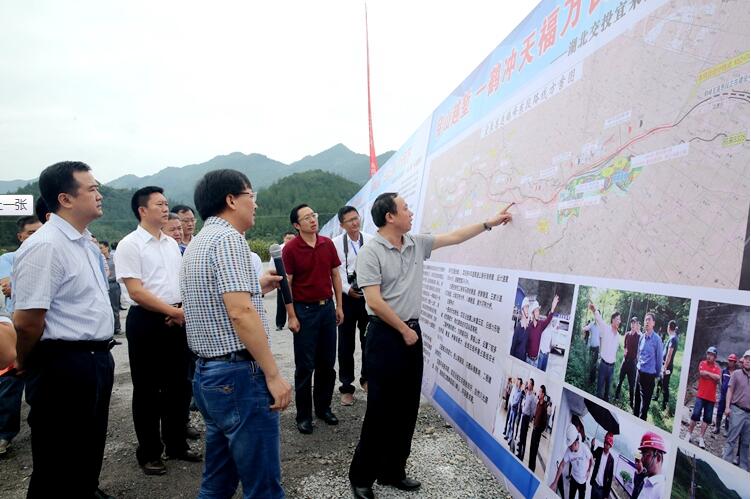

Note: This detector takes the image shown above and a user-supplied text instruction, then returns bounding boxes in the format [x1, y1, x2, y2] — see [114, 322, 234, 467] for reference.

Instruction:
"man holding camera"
[332, 206, 373, 406]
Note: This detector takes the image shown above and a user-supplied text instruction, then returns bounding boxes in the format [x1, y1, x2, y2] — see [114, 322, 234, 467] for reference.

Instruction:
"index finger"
[501, 202, 516, 213]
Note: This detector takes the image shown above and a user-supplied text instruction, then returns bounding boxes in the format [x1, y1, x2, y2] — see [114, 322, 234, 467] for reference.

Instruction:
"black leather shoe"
[166, 449, 203, 462]
[297, 419, 313, 434]
[316, 410, 339, 425]
[350, 483, 375, 499]
[378, 477, 421, 491]
[140, 459, 167, 476]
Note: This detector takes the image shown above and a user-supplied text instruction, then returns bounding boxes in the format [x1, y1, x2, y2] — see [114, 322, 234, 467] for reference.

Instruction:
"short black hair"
[193, 169, 252, 220]
[38, 161, 92, 213]
[668, 320, 677, 331]
[610, 311, 621, 323]
[281, 230, 296, 239]
[337, 205, 358, 223]
[540, 384, 546, 396]
[99, 240, 110, 248]
[171, 204, 195, 215]
[131, 186, 164, 221]
[371, 192, 398, 228]
[111, 241, 118, 250]
[34, 196, 49, 223]
[16, 215, 39, 233]
[290, 204, 310, 226]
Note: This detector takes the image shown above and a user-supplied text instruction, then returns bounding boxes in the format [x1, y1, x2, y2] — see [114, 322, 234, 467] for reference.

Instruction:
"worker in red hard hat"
[590, 431, 614, 499]
[634, 431, 667, 499]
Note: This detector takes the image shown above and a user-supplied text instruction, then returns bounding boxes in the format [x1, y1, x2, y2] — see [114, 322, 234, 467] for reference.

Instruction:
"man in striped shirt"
[13, 161, 115, 499]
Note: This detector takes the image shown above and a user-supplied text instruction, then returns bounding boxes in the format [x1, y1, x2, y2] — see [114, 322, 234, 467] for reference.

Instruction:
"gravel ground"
[0, 293, 510, 498]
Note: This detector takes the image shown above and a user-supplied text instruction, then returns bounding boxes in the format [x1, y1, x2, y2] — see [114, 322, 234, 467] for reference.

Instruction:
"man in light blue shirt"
[633, 312, 663, 420]
[0, 215, 42, 457]
[12, 161, 115, 498]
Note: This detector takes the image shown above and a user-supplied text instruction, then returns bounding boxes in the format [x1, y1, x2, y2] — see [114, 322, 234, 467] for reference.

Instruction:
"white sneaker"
[698, 437, 706, 449]
[0, 439, 9, 456]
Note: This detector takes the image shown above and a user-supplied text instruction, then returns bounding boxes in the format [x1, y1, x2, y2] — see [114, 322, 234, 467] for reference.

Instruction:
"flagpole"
[365, 2, 378, 177]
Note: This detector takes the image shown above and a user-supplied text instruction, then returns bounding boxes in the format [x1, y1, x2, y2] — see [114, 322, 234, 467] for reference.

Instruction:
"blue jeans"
[193, 359, 284, 499]
[526, 355, 538, 368]
[0, 373, 24, 441]
[596, 361, 614, 402]
[538, 352, 549, 372]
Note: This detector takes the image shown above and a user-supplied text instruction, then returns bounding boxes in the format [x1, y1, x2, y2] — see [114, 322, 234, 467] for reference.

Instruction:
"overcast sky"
[0, 1, 538, 182]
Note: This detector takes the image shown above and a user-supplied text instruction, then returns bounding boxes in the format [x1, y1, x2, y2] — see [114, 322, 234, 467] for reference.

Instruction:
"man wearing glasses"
[283, 204, 344, 434]
[332, 206, 373, 406]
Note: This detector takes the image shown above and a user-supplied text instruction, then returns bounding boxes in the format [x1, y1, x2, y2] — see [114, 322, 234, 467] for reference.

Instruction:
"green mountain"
[673, 449, 743, 499]
[107, 144, 393, 204]
[0, 178, 36, 194]
[252, 169, 360, 239]
[0, 169, 361, 253]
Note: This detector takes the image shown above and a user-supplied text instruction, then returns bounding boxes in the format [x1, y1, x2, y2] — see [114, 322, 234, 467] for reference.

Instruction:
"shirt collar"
[645, 474, 665, 486]
[48, 213, 92, 242]
[205, 216, 233, 230]
[135, 224, 165, 243]
[373, 232, 415, 251]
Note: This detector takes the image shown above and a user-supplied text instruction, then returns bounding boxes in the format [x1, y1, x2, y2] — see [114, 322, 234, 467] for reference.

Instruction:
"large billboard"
[324, 0, 750, 497]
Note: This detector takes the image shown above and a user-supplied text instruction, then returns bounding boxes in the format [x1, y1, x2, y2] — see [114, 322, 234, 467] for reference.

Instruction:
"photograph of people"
[680, 300, 749, 470]
[491, 363, 560, 482]
[548, 388, 672, 499]
[508, 278, 575, 377]
[565, 286, 689, 432]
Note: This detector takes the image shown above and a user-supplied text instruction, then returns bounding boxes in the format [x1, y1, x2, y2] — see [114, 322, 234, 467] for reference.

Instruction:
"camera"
[347, 272, 362, 294]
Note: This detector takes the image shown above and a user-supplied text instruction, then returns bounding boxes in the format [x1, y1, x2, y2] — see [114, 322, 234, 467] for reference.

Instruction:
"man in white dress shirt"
[13, 161, 115, 498]
[332, 206, 373, 406]
[115, 186, 199, 476]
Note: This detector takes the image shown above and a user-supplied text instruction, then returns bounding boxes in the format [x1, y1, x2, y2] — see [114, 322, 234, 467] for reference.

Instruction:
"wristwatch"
[483, 222, 492, 231]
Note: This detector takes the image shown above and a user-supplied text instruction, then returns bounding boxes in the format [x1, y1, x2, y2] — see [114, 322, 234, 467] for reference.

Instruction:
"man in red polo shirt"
[684, 346, 721, 449]
[283, 204, 344, 434]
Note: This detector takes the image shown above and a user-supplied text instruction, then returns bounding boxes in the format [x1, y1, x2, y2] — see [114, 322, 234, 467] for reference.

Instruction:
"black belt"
[296, 298, 332, 306]
[368, 315, 419, 329]
[601, 359, 615, 366]
[38, 339, 115, 352]
[203, 349, 255, 362]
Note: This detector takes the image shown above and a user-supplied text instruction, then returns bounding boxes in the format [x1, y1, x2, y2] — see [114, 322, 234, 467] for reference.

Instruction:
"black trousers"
[516, 414, 531, 460]
[25, 341, 114, 499]
[349, 319, 423, 486]
[660, 370, 671, 410]
[615, 357, 637, 407]
[633, 371, 656, 420]
[528, 425, 544, 471]
[292, 301, 337, 421]
[338, 293, 369, 394]
[275, 291, 286, 329]
[126, 306, 190, 464]
[568, 478, 586, 499]
[108, 281, 121, 334]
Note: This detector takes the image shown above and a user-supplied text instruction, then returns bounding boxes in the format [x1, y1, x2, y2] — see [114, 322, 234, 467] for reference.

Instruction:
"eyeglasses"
[300, 213, 319, 223]
[237, 191, 257, 201]
[342, 215, 360, 224]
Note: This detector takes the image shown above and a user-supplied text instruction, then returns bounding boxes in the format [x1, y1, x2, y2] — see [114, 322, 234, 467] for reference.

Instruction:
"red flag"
[365, 3, 378, 177]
